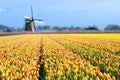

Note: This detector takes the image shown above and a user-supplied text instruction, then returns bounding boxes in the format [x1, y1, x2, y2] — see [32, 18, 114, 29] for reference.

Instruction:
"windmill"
[24, 6, 44, 32]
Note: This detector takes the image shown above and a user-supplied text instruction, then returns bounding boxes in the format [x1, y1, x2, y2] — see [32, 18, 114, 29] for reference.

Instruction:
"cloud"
[0, 8, 6, 13]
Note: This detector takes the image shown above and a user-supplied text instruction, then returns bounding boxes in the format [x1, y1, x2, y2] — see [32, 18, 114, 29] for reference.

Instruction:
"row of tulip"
[46, 34, 120, 79]
[42, 35, 115, 80]
[0, 34, 119, 79]
[0, 35, 41, 80]
[72, 34, 120, 40]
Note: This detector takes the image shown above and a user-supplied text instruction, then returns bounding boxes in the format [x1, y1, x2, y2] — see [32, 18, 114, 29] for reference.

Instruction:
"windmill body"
[24, 6, 43, 32]
[24, 18, 35, 32]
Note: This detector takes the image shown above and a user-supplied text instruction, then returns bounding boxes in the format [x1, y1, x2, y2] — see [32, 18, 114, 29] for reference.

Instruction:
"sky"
[0, 0, 120, 30]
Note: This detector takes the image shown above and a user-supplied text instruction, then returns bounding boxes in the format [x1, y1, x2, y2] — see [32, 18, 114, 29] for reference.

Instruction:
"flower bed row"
[0, 35, 41, 80]
[47, 34, 120, 79]
[42, 35, 114, 80]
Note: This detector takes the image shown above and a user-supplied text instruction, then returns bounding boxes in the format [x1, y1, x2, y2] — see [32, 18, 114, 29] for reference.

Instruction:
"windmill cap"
[24, 16, 32, 20]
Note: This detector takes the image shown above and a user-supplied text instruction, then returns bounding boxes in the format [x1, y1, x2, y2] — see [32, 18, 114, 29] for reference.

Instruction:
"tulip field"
[0, 34, 120, 80]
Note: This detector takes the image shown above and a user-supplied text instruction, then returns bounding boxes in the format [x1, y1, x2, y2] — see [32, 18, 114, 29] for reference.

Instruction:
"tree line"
[37, 24, 120, 31]
[0, 24, 120, 32]
[37, 25, 99, 31]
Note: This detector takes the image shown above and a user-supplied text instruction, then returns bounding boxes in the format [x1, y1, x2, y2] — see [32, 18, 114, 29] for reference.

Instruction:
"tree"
[67, 26, 75, 30]
[0, 24, 7, 28]
[62, 26, 67, 31]
[42, 25, 50, 30]
[52, 26, 60, 31]
[0, 24, 17, 32]
[74, 26, 82, 30]
[37, 25, 50, 31]
[104, 24, 120, 31]
[85, 25, 99, 30]
[37, 26, 42, 31]
[0, 24, 9, 32]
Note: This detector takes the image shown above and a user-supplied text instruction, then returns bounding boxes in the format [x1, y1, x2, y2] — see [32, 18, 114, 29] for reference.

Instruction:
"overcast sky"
[0, 0, 120, 29]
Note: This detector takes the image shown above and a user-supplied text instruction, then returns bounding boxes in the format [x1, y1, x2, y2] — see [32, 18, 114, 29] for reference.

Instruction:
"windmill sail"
[30, 6, 36, 32]
[31, 6, 34, 20]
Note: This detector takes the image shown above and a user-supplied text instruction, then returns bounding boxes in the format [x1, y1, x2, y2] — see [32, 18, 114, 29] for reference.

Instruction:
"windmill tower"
[24, 6, 44, 32]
